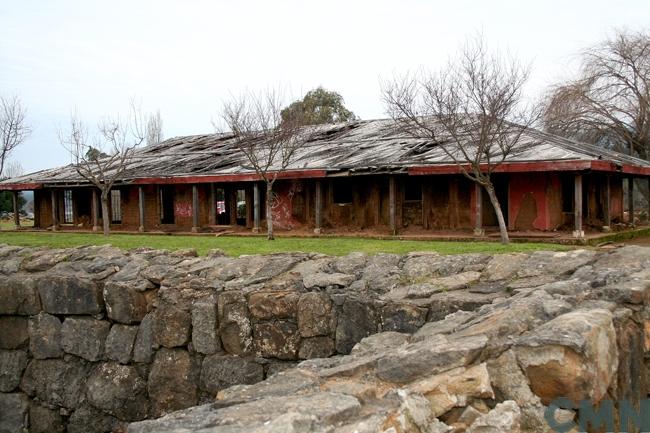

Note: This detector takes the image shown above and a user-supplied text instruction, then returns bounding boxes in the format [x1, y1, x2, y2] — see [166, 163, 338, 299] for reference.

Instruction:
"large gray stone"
[303, 272, 355, 289]
[61, 317, 111, 362]
[28, 312, 63, 359]
[29, 403, 66, 433]
[191, 299, 221, 355]
[20, 358, 91, 409]
[248, 290, 299, 320]
[103, 281, 149, 324]
[148, 348, 198, 417]
[200, 354, 264, 395]
[37, 274, 103, 315]
[0, 393, 29, 433]
[297, 292, 335, 338]
[381, 303, 427, 333]
[133, 313, 154, 363]
[298, 336, 336, 359]
[218, 292, 253, 356]
[152, 302, 191, 348]
[0, 275, 41, 315]
[466, 400, 521, 433]
[0, 350, 28, 392]
[0, 316, 28, 349]
[335, 298, 378, 354]
[105, 324, 138, 364]
[67, 404, 123, 433]
[253, 321, 300, 360]
[128, 392, 361, 433]
[515, 308, 618, 405]
[375, 334, 488, 383]
[86, 362, 148, 421]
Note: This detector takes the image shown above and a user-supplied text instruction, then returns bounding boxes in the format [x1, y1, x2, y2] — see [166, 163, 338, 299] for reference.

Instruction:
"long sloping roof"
[2, 118, 650, 188]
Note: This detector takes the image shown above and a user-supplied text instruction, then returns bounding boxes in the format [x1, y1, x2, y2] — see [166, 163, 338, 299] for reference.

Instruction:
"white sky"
[1, 0, 649, 173]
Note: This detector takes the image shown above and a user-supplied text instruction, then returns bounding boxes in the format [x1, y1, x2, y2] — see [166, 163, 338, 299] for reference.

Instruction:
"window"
[63, 190, 74, 223]
[404, 178, 422, 201]
[561, 175, 574, 213]
[111, 190, 122, 223]
[332, 180, 353, 204]
[160, 186, 175, 224]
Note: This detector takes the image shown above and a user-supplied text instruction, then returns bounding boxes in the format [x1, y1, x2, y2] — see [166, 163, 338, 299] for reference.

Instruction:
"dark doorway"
[236, 189, 247, 226]
[482, 176, 509, 227]
[216, 188, 229, 225]
[160, 186, 175, 224]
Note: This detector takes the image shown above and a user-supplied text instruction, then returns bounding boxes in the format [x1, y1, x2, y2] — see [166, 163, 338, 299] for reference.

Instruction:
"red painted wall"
[508, 173, 550, 230]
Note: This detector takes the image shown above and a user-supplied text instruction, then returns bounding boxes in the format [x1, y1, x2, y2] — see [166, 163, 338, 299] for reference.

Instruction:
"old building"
[1, 119, 649, 238]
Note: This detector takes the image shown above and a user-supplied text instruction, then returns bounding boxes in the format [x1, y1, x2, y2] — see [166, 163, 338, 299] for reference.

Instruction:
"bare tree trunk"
[100, 189, 110, 237]
[266, 182, 274, 240]
[484, 183, 509, 245]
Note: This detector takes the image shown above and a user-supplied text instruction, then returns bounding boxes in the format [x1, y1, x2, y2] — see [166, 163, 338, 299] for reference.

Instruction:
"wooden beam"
[12, 191, 20, 229]
[389, 175, 397, 235]
[138, 186, 145, 232]
[50, 190, 58, 231]
[573, 174, 584, 238]
[91, 189, 99, 232]
[474, 183, 484, 236]
[314, 180, 322, 234]
[628, 176, 635, 225]
[209, 183, 216, 225]
[191, 184, 199, 232]
[253, 182, 260, 233]
[603, 175, 611, 231]
[133, 169, 328, 185]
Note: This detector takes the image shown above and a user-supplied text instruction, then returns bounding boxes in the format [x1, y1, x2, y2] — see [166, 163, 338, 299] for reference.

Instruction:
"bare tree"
[3, 160, 24, 179]
[544, 30, 650, 158]
[0, 95, 31, 178]
[146, 110, 164, 146]
[382, 37, 538, 244]
[220, 89, 305, 240]
[59, 102, 144, 236]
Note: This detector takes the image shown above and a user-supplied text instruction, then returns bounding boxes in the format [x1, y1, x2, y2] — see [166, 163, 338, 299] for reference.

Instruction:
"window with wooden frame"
[110, 189, 122, 223]
[63, 189, 74, 223]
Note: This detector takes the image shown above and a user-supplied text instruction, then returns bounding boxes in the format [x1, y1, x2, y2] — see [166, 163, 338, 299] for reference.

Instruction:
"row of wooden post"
[16, 174, 645, 235]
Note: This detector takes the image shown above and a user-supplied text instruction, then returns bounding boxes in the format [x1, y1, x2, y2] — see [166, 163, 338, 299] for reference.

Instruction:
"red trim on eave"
[132, 169, 328, 185]
[408, 160, 626, 175]
[621, 165, 650, 176]
[0, 183, 43, 191]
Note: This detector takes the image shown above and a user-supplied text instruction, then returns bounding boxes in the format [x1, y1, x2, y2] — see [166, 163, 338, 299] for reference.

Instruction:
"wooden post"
[314, 180, 322, 234]
[253, 182, 261, 233]
[191, 184, 199, 232]
[389, 175, 397, 235]
[138, 186, 145, 232]
[229, 187, 238, 225]
[474, 183, 484, 236]
[603, 175, 611, 231]
[573, 173, 584, 238]
[50, 190, 58, 231]
[91, 189, 99, 232]
[12, 191, 20, 229]
[209, 184, 216, 225]
[646, 177, 650, 221]
[628, 176, 635, 225]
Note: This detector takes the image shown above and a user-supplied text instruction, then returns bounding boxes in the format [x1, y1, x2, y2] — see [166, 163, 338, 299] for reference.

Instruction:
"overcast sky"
[1, 0, 649, 173]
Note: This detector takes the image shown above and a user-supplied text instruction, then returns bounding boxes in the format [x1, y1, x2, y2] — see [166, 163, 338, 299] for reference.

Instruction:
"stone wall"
[0, 244, 491, 432]
[2, 244, 650, 433]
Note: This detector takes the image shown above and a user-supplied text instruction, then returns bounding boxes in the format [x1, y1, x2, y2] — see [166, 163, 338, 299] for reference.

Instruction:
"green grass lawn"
[0, 230, 570, 257]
